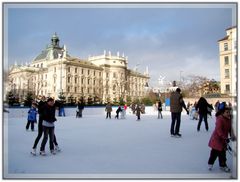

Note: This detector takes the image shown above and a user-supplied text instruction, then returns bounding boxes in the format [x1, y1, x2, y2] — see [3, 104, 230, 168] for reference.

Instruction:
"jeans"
[40, 126, 55, 151]
[197, 114, 208, 131]
[33, 116, 58, 149]
[170, 112, 181, 135]
[106, 112, 111, 119]
[59, 108, 65, 116]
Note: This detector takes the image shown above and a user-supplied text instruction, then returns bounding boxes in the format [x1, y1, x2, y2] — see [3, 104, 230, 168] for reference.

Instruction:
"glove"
[226, 138, 230, 143]
[186, 110, 189, 115]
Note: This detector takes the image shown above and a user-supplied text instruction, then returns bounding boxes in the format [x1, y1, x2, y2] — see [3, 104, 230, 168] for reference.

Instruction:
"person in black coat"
[39, 98, 57, 155]
[195, 97, 214, 132]
[31, 96, 60, 155]
[115, 106, 122, 119]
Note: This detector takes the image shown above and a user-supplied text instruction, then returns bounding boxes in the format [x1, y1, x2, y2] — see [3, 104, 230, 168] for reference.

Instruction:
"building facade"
[218, 26, 237, 98]
[7, 33, 150, 103]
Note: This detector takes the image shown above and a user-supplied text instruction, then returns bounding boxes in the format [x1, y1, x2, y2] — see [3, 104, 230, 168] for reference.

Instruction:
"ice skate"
[55, 145, 61, 152]
[175, 133, 182, 138]
[220, 166, 230, 172]
[40, 151, 46, 156]
[208, 164, 213, 171]
[31, 148, 36, 156]
[51, 150, 56, 155]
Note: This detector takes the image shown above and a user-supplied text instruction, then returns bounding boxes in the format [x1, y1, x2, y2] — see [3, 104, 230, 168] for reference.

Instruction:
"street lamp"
[58, 49, 65, 100]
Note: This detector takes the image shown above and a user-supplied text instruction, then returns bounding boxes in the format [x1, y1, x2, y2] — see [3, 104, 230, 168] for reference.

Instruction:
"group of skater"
[24, 88, 236, 172]
[169, 87, 236, 172]
[105, 102, 146, 121]
[26, 96, 61, 156]
[105, 103, 128, 119]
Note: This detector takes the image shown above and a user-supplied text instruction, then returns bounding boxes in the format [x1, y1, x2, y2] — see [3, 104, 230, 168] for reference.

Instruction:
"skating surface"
[3, 107, 236, 179]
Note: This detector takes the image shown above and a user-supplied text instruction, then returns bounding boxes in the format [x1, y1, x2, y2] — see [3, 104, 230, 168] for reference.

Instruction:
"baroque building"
[7, 33, 150, 103]
[218, 26, 237, 98]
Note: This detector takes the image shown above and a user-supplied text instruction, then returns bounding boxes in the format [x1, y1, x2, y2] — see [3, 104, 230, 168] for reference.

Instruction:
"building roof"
[33, 47, 70, 61]
[128, 69, 149, 78]
[218, 35, 229, 42]
[33, 33, 71, 62]
[226, 25, 237, 31]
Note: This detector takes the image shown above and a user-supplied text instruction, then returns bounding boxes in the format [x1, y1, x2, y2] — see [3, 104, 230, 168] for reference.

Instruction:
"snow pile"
[3, 107, 236, 179]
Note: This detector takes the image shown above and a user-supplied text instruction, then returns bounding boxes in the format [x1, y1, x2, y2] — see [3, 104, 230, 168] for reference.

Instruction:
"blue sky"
[4, 3, 236, 86]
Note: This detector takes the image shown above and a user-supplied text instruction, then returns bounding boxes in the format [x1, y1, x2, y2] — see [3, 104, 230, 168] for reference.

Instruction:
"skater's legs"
[48, 127, 55, 151]
[203, 114, 209, 131]
[53, 134, 58, 146]
[170, 113, 177, 135]
[208, 149, 219, 165]
[32, 122, 43, 149]
[79, 109, 82, 117]
[40, 126, 50, 151]
[218, 150, 227, 167]
[26, 121, 31, 130]
[106, 112, 111, 119]
[30, 121, 34, 131]
[197, 115, 203, 131]
[175, 113, 181, 134]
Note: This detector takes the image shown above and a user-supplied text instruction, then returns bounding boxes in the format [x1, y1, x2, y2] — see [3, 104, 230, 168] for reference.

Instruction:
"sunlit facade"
[218, 26, 237, 98]
[8, 33, 150, 103]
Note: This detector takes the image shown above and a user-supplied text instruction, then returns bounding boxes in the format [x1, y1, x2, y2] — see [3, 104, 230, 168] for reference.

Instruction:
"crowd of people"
[23, 88, 236, 173]
[105, 102, 147, 121]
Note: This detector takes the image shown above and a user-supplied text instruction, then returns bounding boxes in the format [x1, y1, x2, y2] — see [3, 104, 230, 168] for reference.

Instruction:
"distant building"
[218, 26, 237, 98]
[7, 33, 150, 103]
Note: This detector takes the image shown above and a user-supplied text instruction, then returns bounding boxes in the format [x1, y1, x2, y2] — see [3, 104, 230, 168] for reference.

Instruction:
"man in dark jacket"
[170, 88, 189, 137]
[39, 98, 57, 155]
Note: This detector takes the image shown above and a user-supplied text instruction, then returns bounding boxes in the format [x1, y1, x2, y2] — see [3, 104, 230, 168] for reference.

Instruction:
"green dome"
[33, 33, 70, 61]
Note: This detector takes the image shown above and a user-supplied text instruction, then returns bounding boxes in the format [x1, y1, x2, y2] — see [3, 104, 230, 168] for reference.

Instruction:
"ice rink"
[3, 106, 236, 179]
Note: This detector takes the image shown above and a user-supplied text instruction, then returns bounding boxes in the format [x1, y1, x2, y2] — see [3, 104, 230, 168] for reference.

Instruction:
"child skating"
[26, 102, 38, 131]
[207, 103, 236, 172]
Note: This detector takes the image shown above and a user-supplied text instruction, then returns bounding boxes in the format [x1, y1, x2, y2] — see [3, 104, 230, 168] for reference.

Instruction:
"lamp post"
[59, 49, 65, 100]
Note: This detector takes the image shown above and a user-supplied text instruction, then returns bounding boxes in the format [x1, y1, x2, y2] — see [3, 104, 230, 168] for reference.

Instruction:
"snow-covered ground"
[3, 107, 236, 179]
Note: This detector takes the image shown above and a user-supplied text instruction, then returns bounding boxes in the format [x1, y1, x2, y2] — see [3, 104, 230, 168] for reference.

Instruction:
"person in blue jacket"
[26, 102, 38, 131]
[58, 100, 65, 117]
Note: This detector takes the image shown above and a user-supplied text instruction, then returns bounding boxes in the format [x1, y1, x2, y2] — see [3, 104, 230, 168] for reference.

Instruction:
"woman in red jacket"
[208, 103, 236, 172]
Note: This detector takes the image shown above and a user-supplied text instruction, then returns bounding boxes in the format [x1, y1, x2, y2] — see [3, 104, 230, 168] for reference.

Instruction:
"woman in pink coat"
[208, 103, 236, 172]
